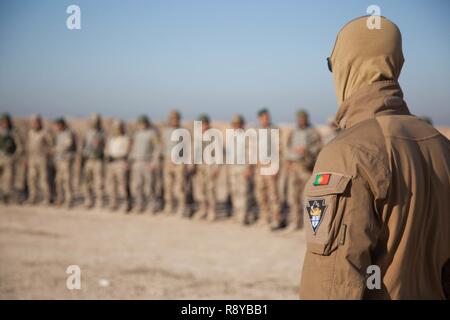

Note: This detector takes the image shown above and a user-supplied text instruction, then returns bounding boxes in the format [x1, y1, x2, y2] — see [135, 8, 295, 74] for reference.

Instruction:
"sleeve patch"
[305, 198, 327, 233]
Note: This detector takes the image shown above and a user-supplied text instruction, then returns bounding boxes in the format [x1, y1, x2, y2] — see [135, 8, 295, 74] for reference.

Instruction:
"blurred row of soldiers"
[0, 110, 338, 231]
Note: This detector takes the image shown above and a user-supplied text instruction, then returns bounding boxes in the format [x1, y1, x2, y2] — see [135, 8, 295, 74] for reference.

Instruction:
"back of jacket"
[299, 81, 450, 299]
[375, 112, 450, 299]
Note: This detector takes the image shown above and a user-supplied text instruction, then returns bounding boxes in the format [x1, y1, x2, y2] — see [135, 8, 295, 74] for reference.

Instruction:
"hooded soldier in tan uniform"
[192, 114, 220, 221]
[81, 113, 106, 209]
[285, 110, 322, 231]
[25, 114, 53, 205]
[300, 16, 450, 299]
[53, 118, 77, 207]
[161, 110, 186, 216]
[105, 120, 131, 212]
[0, 113, 23, 204]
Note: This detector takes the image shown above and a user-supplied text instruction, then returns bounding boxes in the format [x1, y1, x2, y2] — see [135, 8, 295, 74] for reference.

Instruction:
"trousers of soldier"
[107, 160, 129, 207]
[130, 160, 155, 207]
[55, 159, 74, 204]
[83, 159, 104, 206]
[193, 164, 217, 214]
[228, 165, 250, 223]
[0, 155, 14, 197]
[254, 171, 281, 224]
[27, 156, 50, 202]
[163, 160, 185, 211]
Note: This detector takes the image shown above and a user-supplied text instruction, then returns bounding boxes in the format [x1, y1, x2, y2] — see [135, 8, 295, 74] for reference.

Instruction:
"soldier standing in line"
[254, 108, 282, 230]
[53, 118, 77, 208]
[81, 113, 106, 209]
[226, 114, 252, 224]
[149, 123, 164, 213]
[161, 110, 186, 216]
[0, 113, 23, 204]
[192, 114, 219, 221]
[129, 115, 161, 213]
[285, 109, 322, 231]
[105, 120, 131, 212]
[25, 114, 53, 205]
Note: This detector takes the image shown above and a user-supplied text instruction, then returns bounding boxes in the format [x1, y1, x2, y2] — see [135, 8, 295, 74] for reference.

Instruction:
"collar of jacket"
[335, 80, 411, 130]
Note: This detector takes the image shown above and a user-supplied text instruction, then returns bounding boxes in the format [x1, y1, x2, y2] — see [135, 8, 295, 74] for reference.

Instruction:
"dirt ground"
[0, 205, 305, 299]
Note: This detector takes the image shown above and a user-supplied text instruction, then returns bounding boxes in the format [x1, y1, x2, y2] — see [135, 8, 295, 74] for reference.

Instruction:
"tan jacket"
[27, 129, 53, 159]
[54, 129, 76, 161]
[300, 81, 450, 299]
[105, 135, 130, 160]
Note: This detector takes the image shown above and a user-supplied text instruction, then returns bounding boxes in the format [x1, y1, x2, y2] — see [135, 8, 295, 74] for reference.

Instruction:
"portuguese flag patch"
[313, 173, 331, 186]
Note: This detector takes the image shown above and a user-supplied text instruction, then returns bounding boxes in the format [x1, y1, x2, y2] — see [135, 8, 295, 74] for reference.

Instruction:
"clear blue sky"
[0, 0, 449, 125]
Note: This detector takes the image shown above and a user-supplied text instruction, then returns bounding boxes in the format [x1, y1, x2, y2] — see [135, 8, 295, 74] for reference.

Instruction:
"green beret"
[169, 110, 181, 119]
[296, 109, 309, 118]
[231, 114, 245, 125]
[197, 113, 210, 124]
[257, 108, 269, 117]
[137, 115, 150, 125]
[54, 117, 66, 126]
[0, 113, 11, 122]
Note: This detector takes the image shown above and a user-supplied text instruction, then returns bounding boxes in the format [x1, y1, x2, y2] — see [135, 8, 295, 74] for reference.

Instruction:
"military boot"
[206, 209, 217, 222]
[192, 203, 207, 220]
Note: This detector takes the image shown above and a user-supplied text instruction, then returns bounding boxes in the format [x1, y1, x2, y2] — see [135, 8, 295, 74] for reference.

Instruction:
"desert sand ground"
[0, 204, 305, 299]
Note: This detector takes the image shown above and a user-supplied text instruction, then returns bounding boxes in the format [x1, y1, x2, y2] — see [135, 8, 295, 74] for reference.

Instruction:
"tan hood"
[329, 16, 404, 106]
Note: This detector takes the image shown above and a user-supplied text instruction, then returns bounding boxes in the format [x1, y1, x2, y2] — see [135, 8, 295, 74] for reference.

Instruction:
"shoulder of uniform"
[314, 121, 391, 199]
[337, 118, 385, 148]
[314, 140, 355, 176]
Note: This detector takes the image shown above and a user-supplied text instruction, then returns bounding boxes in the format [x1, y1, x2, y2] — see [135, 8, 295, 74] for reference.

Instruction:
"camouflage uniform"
[285, 122, 322, 229]
[129, 117, 160, 212]
[226, 115, 251, 224]
[228, 164, 250, 224]
[193, 139, 219, 220]
[254, 123, 281, 227]
[0, 114, 23, 203]
[54, 121, 77, 206]
[162, 110, 186, 215]
[254, 172, 280, 226]
[26, 116, 53, 204]
[82, 123, 106, 209]
[162, 128, 186, 215]
[105, 121, 130, 211]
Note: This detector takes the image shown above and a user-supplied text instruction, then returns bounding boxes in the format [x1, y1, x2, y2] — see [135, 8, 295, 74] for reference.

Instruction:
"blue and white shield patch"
[306, 199, 327, 233]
